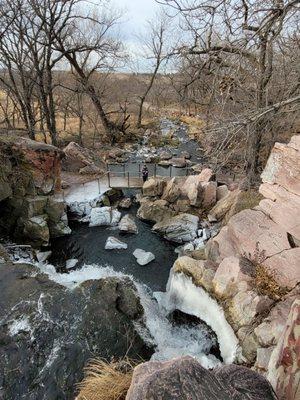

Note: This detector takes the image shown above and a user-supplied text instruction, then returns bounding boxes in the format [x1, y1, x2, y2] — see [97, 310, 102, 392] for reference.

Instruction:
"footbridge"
[61, 162, 194, 203]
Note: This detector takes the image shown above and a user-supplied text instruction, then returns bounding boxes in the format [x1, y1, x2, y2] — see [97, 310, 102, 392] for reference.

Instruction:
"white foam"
[32, 260, 236, 368]
[8, 316, 32, 336]
[36, 262, 125, 290]
[160, 272, 239, 364]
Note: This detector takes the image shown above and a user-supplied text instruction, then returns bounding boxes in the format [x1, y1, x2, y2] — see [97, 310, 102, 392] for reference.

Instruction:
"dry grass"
[76, 358, 136, 400]
[255, 264, 289, 301]
[244, 243, 289, 301]
[179, 115, 205, 140]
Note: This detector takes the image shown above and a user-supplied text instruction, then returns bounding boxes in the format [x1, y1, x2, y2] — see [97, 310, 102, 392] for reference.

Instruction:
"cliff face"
[0, 134, 70, 247]
[171, 135, 300, 399]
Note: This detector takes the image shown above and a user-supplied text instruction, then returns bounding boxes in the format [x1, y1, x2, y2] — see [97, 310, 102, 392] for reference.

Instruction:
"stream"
[1, 119, 239, 399]
[45, 120, 238, 369]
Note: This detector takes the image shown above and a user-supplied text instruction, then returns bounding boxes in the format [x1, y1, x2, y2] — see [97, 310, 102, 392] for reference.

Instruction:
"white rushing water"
[32, 261, 238, 369]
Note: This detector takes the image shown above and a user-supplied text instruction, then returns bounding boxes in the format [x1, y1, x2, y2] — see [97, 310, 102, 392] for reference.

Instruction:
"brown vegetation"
[76, 359, 135, 400]
[0, 0, 298, 184]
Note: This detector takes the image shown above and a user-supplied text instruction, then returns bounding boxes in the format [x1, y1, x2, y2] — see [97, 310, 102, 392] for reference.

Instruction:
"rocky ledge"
[167, 135, 300, 400]
[126, 356, 276, 400]
[0, 134, 70, 247]
[0, 259, 149, 399]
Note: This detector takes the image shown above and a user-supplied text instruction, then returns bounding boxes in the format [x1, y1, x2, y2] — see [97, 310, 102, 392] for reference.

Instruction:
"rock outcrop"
[126, 356, 276, 400]
[63, 141, 105, 175]
[267, 299, 300, 400]
[168, 136, 300, 397]
[0, 261, 148, 400]
[0, 135, 71, 247]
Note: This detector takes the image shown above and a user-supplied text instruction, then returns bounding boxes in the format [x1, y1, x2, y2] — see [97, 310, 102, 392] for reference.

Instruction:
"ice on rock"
[133, 249, 155, 266]
[89, 207, 121, 227]
[66, 259, 78, 270]
[36, 251, 52, 263]
[105, 237, 128, 250]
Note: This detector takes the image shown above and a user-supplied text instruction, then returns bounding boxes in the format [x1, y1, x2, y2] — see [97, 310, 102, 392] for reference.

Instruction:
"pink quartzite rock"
[126, 356, 276, 400]
[205, 226, 236, 263]
[259, 183, 300, 242]
[267, 299, 300, 400]
[227, 209, 291, 260]
[198, 168, 215, 183]
[261, 137, 300, 197]
[255, 286, 300, 347]
[263, 248, 300, 289]
[212, 256, 255, 299]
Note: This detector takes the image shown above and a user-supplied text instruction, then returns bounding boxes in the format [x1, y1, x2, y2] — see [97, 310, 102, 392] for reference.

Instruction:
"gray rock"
[171, 157, 187, 168]
[119, 214, 138, 234]
[126, 356, 276, 400]
[105, 237, 128, 250]
[18, 215, 50, 247]
[89, 207, 121, 227]
[133, 249, 155, 266]
[159, 150, 173, 160]
[152, 213, 199, 243]
[0, 262, 147, 400]
[66, 259, 79, 269]
[119, 197, 132, 209]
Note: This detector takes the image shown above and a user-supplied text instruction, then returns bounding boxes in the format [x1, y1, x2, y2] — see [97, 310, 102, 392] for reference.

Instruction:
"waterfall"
[31, 261, 239, 369]
[157, 271, 239, 364]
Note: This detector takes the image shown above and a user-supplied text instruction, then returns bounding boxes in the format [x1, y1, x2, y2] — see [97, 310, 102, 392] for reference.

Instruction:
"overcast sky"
[114, 0, 160, 38]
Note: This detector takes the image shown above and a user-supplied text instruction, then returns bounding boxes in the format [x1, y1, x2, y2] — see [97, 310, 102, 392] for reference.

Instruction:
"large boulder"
[17, 215, 50, 247]
[212, 256, 255, 299]
[152, 213, 199, 243]
[63, 141, 104, 174]
[0, 262, 148, 400]
[89, 207, 121, 227]
[208, 209, 291, 263]
[162, 177, 185, 203]
[137, 199, 175, 223]
[254, 287, 300, 348]
[228, 290, 274, 330]
[261, 135, 300, 196]
[142, 178, 167, 197]
[263, 248, 300, 289]
[209, 190, 240, 222]
[126, 356, 276, 400]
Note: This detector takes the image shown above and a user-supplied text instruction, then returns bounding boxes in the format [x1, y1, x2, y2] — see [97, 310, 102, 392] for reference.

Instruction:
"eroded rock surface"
[126, 356, 276, 400]
[0, 262, 148, 400]
[0, 135, 70, 246]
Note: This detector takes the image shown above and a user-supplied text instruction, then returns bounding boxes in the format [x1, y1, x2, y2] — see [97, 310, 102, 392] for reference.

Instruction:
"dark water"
[50, 120, 199, 291]
[50, 203, 177, 291]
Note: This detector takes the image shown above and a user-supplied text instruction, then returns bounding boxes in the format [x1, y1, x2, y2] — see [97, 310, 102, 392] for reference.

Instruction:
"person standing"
[142, 164, 149, 182]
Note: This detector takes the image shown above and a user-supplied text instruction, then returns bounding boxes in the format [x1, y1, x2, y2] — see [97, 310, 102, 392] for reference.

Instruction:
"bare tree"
[31, 0, 127, 144]
[157, 0, 300, 183]
[136, 14, 170, 128]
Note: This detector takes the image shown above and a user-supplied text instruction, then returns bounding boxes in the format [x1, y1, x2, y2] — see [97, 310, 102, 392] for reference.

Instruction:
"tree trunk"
[137, 97, 145, 128]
